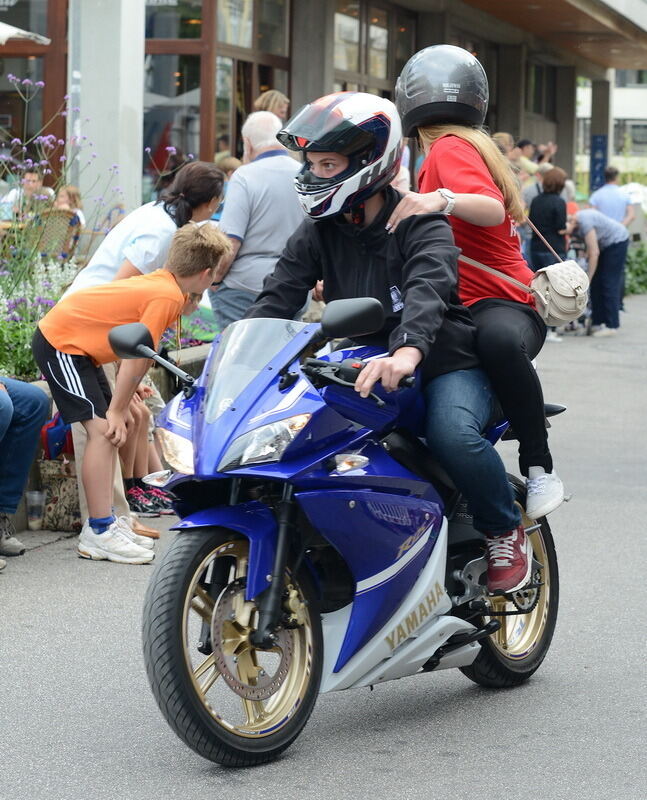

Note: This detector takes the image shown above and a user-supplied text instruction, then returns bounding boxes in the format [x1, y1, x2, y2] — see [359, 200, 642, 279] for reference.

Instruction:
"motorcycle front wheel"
[460, 478, 559, 688]
[142, 528, 323, 767]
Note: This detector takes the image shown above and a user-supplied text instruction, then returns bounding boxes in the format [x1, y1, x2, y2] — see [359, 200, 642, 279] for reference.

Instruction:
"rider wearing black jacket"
[248, 186, 478, 383]
[244, 92, 530, 595]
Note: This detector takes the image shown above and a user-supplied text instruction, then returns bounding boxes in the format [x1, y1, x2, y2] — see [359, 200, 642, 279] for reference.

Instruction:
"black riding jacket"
[246, 186, 478, 382]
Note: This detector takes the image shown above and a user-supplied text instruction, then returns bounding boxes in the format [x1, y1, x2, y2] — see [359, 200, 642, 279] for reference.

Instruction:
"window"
[143, 54, 200, 199]
[334, 2, 360, 73]
[0, 56, 44, 142]
[145, 1, 202, 39]
[145, 0, 290, 196]
[257, 0, 288, 56]
[525, 62, 556, 119]
[334, 1, 414, 95]
[367, 7, 387, 79]
[615, 70, 647, 88]
[217, 0, 253, 49]
[0, 0, 48, 36]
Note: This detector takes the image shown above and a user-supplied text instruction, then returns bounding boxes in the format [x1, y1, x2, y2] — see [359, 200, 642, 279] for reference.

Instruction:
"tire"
[142, 528, 323, 766]
[460, 477, 559, 688]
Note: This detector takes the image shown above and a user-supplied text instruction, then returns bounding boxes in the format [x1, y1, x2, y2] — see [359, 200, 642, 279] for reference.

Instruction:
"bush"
[626, 244, 647, 295]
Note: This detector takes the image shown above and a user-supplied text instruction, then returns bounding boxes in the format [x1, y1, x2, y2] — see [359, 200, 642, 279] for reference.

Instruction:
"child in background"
[54, 184, 85, 227]
[32, 224, 232, 564]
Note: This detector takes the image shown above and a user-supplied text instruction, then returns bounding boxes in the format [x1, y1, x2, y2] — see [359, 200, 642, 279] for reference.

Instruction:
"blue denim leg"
[0, 378, 49, 514]
[424, 368, 521, 536]
[208, 286, 258, 330]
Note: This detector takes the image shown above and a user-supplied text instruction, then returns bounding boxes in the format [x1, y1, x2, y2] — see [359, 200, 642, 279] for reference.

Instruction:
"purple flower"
[72, 106, 80, 113]
[59, 155, 67, 162]
[57, 139, 65, 146]
[91, 153, 97, 159]
[144, 147, 151, 154]
[7, 73, 17, 83]
[39, 160, 48, 166]
[187, 153, 195, 159]
[60, 111, 67, 117]
[64, 94, 70, 100]
[21, 78, 33, 86]
[10, 138, 21, 145]
[165, 146, 177, 155]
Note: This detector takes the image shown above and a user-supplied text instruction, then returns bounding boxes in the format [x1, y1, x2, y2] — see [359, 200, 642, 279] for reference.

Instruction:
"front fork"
[249, 484, 296, 649]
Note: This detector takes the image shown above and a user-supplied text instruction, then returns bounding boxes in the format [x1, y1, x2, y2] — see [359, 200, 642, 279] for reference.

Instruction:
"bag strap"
[458, 254, 532, 294]
[525, 216, 565, 263]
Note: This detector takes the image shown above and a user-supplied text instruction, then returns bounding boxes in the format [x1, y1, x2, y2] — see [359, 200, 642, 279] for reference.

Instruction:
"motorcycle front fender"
[171, 501, 277, 602]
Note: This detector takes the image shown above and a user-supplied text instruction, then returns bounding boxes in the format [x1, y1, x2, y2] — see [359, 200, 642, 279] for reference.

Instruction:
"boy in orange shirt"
[32, 223, 231, 564]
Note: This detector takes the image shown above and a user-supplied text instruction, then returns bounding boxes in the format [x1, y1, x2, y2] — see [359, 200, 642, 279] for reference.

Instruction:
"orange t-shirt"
[38, 269, 185, 365]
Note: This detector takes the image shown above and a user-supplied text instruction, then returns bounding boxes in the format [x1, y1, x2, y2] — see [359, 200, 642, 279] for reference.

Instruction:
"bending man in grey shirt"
[209, 111, 304, 329]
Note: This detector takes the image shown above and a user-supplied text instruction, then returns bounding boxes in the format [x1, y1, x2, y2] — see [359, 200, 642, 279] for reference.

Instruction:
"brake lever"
[302, 363, 385, 407]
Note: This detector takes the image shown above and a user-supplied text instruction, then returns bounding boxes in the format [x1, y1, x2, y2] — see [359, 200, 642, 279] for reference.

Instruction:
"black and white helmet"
[277, 92, 402, 218]
[395, 45, 489, 137]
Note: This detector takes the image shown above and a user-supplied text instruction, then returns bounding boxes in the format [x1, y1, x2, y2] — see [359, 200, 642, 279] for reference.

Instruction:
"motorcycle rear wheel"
[460, 479, 559, 688]
[142, 528, 322, 766]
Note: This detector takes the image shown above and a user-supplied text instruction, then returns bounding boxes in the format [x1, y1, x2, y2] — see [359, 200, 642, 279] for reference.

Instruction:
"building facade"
[0, 0, 646, 209]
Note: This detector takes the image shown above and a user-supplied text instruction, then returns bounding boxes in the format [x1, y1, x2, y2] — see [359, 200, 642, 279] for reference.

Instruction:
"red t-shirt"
[418, 135, 535, 308]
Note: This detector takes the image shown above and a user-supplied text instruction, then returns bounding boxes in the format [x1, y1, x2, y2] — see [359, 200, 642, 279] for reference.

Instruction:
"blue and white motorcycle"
[110, 298, 561, 768]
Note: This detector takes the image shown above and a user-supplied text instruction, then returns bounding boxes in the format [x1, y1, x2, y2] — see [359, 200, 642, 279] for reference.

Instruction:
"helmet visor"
[278, 98, 375, 157]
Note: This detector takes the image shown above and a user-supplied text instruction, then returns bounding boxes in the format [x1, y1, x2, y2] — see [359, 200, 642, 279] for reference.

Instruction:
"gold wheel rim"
[181, 540, 314, 738]
[487, 511, 551, 660]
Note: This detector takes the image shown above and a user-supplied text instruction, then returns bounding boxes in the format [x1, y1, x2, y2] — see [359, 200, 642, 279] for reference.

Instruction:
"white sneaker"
[525, 471, 565, 519]
[78, 520, 154, 564]
[545, 330, 563, 342]
[592, 325, 618, 338]
[114, 516, 155, 550]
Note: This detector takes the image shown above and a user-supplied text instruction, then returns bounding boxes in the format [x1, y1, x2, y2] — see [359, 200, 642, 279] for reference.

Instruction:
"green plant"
[0, 258, 80, 379]
[626, 244, 647, 295]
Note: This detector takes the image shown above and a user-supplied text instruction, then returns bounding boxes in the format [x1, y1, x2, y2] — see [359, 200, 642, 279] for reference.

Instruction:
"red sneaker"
[486, 526, 533, 594]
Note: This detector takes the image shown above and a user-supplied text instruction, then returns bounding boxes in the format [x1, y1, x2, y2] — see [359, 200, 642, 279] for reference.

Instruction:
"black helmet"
[395, 45, 489, 136]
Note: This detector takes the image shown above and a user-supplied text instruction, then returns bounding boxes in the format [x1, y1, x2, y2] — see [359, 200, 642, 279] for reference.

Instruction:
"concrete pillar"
[589, 76, 612, 191]
[290, 0, 335, 110]
[67, 0, 145, 215]
[554, 66, 576, 179]
[496, 45, 526, 139]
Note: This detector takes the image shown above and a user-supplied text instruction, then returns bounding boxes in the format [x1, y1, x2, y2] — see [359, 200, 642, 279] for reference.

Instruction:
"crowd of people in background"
[0, 64, 640, 571]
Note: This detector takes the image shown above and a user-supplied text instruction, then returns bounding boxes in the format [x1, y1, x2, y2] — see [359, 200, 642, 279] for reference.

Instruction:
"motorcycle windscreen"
[204, 317, 309, 423]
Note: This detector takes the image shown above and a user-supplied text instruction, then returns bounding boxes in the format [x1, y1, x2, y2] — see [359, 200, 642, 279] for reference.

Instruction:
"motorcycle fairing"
[318, 518, 477, 692]
[296, 488, 443, 670]
[172, 501, 277, 601]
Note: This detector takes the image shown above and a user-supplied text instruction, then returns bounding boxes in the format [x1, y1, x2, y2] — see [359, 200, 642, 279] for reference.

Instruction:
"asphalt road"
[2, 297, 646, 800]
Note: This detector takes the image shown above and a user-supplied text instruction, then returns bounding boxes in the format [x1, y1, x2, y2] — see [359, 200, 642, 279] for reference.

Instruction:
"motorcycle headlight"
[218, 414, 311, 472]
[157, 428, 194, 474]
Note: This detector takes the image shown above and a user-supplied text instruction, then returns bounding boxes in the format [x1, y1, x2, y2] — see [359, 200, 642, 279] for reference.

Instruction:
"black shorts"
[32, 327, 112, 423]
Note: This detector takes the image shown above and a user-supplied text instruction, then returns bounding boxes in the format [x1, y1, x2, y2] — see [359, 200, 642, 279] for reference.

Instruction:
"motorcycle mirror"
[320, 297, 385, 340]
[108, 322, 157, 360]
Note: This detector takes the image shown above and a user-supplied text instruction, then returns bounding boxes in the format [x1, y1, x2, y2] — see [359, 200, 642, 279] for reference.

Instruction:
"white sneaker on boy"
[78, 520, 154, 564]
[525, 470, 565, 519]
[114, 516, 155, 550]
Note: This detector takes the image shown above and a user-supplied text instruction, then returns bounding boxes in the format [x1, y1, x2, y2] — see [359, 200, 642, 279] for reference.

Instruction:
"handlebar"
[302, 357, 417, 405]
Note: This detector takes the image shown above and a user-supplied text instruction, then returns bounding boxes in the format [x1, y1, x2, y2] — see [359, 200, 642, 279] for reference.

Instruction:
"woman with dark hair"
[388, 45, 564, 521]
[66, 160, 225, 291]
[528, 167, 568, 271]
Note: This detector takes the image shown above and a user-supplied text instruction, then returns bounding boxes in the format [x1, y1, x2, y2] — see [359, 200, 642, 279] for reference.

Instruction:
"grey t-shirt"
[220, 152, 304, 293]
[575, 208, 629, 250]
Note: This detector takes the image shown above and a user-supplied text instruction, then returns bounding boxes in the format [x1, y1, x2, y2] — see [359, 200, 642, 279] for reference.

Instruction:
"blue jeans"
[424, 368, 521, 536]
[208, 285, 258, 331]
[591, 240, 629, 329]
[0, 378, 49, 514]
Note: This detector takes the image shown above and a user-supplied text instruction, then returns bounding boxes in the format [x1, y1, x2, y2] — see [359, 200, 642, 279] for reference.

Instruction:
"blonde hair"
[418, 125, 525, 223]
[57, 184, 83, 209]
[253, 89, 289, 117]
[218, 156, 242, 176]
[166, 223, 232, 278]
